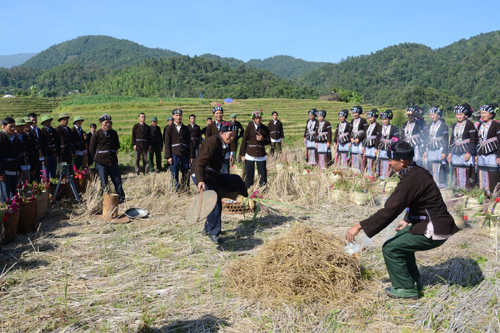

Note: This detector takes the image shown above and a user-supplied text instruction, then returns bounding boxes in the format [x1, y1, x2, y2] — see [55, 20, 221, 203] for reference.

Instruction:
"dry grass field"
[0, 148, 499, 332]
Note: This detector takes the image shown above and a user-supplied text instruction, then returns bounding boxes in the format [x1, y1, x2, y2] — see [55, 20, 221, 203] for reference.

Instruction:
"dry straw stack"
[225, 224, 364, 305]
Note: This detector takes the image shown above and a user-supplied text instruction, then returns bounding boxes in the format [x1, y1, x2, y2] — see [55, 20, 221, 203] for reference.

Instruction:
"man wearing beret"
[71, 116, 86, 170]
[40, 115, 60, 179]
[55, 113, 76, 169]
[193, 121, 247, 245]
[132, 112, 152, 175]
[240, 110, 271, 188]
[89, 114, 125, 203]
[164, 109, 193, 191]
[148, 117, 163, 173]
[205, 105, 236, 173]
[346, 141, 458, 299]
[188, 114, 202, 160]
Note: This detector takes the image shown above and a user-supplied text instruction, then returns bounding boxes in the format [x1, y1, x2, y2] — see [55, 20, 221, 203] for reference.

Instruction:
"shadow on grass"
[220, 214, 298, 252]
[420, 256, 484, 287]
[156, 314, 229, 332]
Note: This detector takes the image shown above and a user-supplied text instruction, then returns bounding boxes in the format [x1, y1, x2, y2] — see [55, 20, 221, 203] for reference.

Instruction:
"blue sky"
[1, 0, 499, 63]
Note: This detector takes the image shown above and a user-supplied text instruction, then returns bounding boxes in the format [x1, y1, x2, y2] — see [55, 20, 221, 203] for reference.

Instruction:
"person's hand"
[197, 181, 206, 192]
[348, 143, 351, 148]
[345, 223, 362, 243]
[447, 153, 452, 163]
[423, 152, 427, 159]
[230, 155, 234, 164]
[304, 138, 306, 144]
[395, 220, 409, 231]
[241, 156, 245, 163]
[497, 157, 500, 166]
[327, 142, 331, 148]
[475, 156, 478, 163]
[354, 138, 359, 144]
[315, 143, 318, 149]
[350, 138, 355, 143]
[464, 152, 471, 162]
[0, 175, 5, 182]
[256, 134, 263, 141]
[134, 145, 137, 151]
[190, 158, 193, 164]
[42, 159, 47, 166]
[168, 158, 173, 165]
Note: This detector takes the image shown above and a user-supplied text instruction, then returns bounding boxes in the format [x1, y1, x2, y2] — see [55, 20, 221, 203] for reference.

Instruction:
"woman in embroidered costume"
[333, 109, 352, 168]
[350, 106, 368, 172]
[363, 109, 381, 177]
[401, 110, 423, 167]
[423, 106, 449, 188]
[447, 104, 477, 189]
[476, 104, 500, 195]
[405, 106, 426, 165]
[303, 109, 319, 165]
[378, 110, 399, 179]
[314, 110, 332, 169]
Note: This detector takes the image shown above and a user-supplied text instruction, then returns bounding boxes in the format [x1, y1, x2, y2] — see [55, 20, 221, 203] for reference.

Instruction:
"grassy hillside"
[247, 55, 327, 80]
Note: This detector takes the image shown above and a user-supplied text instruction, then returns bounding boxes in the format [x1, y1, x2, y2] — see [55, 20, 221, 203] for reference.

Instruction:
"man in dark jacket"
[193, 121, 247, 245]
[71, 116, 86, 170]
[148, 117, 163, 173]
[40, 115, 59, 179]
[346, 141, 459, 299]
[89, 114, 125, 203]
[132, 112, 151, 175]
[28, 113, 47, 182]
[188, 114, 202, 160]
[164, 109, 193, 191]
[205, 105, 236, 173]
[268, 111, 285, 156]
[0, 117, 22, 203]
[86, 123, 97, 167]
[240, 110, 271, 188]
[55, 113, 75, 168]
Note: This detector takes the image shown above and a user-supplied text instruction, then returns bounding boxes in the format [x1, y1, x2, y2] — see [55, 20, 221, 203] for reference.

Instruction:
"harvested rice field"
[0, 149, 499, 332]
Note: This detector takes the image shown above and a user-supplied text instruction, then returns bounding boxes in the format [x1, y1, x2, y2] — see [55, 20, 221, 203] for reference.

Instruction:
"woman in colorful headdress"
[401, 109, 423, 167]
[378, 109, 399, 179]
[303, 109, 319, 165]
[447, 103, 477, 189]
[314, 110, 332, 169]
[423, 106, 449, 188]
[350, 106, 368, 172]
[333, 109, 352, 168]
[476, 104, 500, 195]
[406, 105, 428, 141]
[363, 109, 381, 177]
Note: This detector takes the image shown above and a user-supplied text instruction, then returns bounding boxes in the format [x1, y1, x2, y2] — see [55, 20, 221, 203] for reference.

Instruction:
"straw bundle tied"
[225, 224, 364, 305]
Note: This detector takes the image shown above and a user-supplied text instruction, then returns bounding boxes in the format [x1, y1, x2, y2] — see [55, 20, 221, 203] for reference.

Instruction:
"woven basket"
[36, 191, 49, 222]
[2, 210, 19, 245]
[222, 200, 255, 215]
[18, 200, 38, 234]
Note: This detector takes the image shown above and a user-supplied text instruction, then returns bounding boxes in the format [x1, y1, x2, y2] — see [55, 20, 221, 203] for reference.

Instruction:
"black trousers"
[245, 159, 267, 188]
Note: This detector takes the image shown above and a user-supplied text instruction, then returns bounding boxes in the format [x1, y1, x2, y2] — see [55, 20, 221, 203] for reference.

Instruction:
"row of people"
[304, 103, 500, 195]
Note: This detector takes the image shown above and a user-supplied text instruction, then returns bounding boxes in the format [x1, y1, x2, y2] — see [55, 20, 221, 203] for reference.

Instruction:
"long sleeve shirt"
[239, 123, 271, 158]
[89, 129, 120, 166]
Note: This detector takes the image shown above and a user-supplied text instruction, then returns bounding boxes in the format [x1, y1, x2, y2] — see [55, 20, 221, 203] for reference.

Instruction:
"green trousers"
[382, 226, 446, 296]
[269, 142, 282, 156]
[148, 145, 163, 172]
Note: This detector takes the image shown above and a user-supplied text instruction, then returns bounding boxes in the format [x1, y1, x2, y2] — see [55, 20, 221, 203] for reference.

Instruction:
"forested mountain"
[198, 54, 245, 68]
[247, 56, 326, 80]
[0, 53, 38, 68]
[0, 56, 318, 99]
[84, 56, 318, 99]
[21, 36, 181, 69]
[298, 31, 500, 108]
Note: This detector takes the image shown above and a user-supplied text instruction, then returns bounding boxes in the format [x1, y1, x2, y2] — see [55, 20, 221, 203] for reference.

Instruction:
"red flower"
[496, 197, 500, 203]
[463, 215, 469, 221]
[2, 215, 8, 222]
[307, 169, 310, 173]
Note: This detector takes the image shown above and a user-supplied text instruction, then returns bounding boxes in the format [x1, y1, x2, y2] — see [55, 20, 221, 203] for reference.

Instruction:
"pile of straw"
[225, 224, 364, 305]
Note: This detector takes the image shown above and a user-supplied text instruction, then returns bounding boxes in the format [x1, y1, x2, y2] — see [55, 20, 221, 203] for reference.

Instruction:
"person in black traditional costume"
[304, 109, 318, 165]
[363, 109, 381, 177]
[476, 104, 500, 195]
[447, 104, 477, 190]
[333, 109, 352, 168]
[315, 110, 332, 169]
[401, 110, 423, 167]
[378, 110, 399, 180]
[423, 106, 449, 188]
[350, 106, 368, 172]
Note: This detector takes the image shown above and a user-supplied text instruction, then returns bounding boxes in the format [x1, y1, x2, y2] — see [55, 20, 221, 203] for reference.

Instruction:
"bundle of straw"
[225, 224, 363, 305]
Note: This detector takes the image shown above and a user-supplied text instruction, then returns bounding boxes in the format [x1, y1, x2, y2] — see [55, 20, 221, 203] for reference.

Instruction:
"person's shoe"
[201, 229, 208, 236]
[208, 234, 224, 245]
[384, 287, 419, 300]
[118, 198, 125, 204]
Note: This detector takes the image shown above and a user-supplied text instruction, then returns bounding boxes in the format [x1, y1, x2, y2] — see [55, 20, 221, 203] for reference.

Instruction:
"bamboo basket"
[222, 199, 255, 215]
[36, 191, 49, 222]
[17, 200, 37, 234]
[2, 210, 19, 245]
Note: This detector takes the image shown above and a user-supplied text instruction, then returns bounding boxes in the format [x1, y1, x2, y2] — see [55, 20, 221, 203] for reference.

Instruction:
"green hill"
[21, 35, 181, 69]
[298, 31, 500, 108]
[247, 55, 327, 80]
